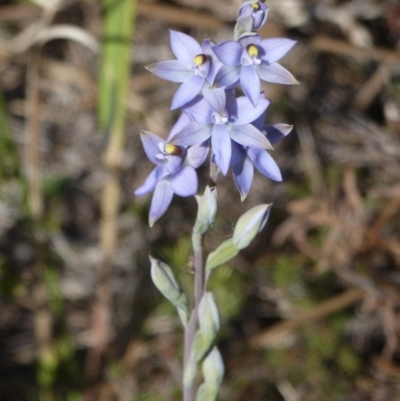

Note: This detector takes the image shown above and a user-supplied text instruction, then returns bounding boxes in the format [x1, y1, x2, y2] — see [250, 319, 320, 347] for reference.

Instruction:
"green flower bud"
[195, 347, 224, 401]
[203, 346, 224, 387]
[232, 204, 271, 250]
[198, 292, 220, 340]
[195, 382, 219, 401]
[195, 186, 218, 234]
[149, 256, 188, 315]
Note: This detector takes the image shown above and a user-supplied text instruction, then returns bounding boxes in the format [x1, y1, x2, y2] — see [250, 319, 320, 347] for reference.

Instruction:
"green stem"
[183, 230, 205, 401]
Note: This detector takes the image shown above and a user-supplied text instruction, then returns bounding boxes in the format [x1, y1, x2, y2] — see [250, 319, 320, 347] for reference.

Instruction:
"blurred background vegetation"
[0, 0, 400, 400]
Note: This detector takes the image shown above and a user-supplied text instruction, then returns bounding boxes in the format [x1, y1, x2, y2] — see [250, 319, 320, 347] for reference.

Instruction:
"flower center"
[156, 142, 183, 161]
[194, 54, 207, 66]
[247, 44, 258, 57]
[211, 111, 228, 125]
[251, 2, 260, 11]
[242, 44, 261, 66]
[165, 143, 182, 156]
[192, 54, 209, 77]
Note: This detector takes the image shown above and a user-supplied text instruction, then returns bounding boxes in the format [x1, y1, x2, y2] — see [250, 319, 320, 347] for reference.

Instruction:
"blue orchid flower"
[135, 131, 208, 226]
[238, 0, 269, 31]
[213, 33, 298, 106]
[170, 89, 272, 176]
[145, 31, 219, 110]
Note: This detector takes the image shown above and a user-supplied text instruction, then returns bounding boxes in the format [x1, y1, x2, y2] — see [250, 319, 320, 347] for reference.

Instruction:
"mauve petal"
[252, 4, 268, 29]
[169, 30, 202, 65]
[212, 41, 242, 66]
[140, 130, 165, 164]
[264, 124, 293, 145]
[170, 166, 198, 196]
[248, 148, 282, 181]
[201, 39, 214, 56]
[251, 94, 267, 130]
[202, 86, 226, 114]
[214, 65, 241, 88]
[207, 60, 223, 85]
[171, 122, 212, 146]
[185, 141, 209, 168]
[238, 33, 261, 49]
[146, 60, 193, 83]
[134, 165, 169, 196]
[171, 74, 205, 110]
[182, 96, 213, 125]
[149, 180, 174, 227]
[211, 124, 231, 175]
[240, 65, 260, 106]
[168, 113, 192, 141]
[134, 168, 156, 196]
[225, 89, 236, 105]
[202, 39, 222, 83]
[228, 123, 273, 149]
[229, 96, 270, 125]
[238, 3, 253, 18]
[256, 63, 299, 85]
[233, 154, 254, 201]
[259, 38, 296, 63]
[230, 141, 246, 166]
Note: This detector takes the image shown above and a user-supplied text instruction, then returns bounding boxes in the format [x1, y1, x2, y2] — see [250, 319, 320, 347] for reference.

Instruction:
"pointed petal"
[149, 180, 174, 226]
[211, 124, 231, 175]
[168, 113, 192, 141]
[229, 96, 270, 125]
[146, 60, 193, 83]
[212, 41, 242, 66]
[170, 166, 198, 196]
[240, 65, 260, 106]
[206, 60, 223, 85]
[228, 124, 273, 150]
[171, 122, 212, 146]
[202, 86, 226, 114]
[214, 65, 241, 88]
[248, 148, 282, 181]
[140, 130, 165, 164]
[135, 165, 169, 196]
[251, 95, 267, 130]
[171, 74, 205, 110]
[256, 63, 299, 85]
[264, 124, 293, 145]
[182, 96, 213, 125]
[185, 141, 209, 168]
[233, 154, 254, 201]
[230, 141, 246, 166]
[259, 38, 296, 63]
[169, 30, 202, 65]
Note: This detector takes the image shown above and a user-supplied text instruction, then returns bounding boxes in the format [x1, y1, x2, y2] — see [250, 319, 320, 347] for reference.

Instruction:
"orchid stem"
[183, 230, 204, 401]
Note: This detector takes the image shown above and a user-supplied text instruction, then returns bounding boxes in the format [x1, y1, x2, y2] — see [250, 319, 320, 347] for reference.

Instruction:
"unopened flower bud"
[149, 256, 188, 314]
[240, 1, 269, 30]
[232, 204, 271, 250]
[195, 382, 219, 401]
[203, 346, 224, 387]
[195, 347, 224, 401]
[198, 292, 220, 341]
[195, 186, 218, 234]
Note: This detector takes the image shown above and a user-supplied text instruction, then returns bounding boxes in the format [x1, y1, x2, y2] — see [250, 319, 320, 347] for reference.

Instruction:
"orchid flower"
[146, 31, 219, 110]
[213, 33, 298, 106]
[170, 89, 272, 175]
[134, 131, 208, 226]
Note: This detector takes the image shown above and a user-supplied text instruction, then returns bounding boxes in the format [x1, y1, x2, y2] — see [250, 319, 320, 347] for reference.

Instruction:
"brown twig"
[249, 288, 364, 349]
